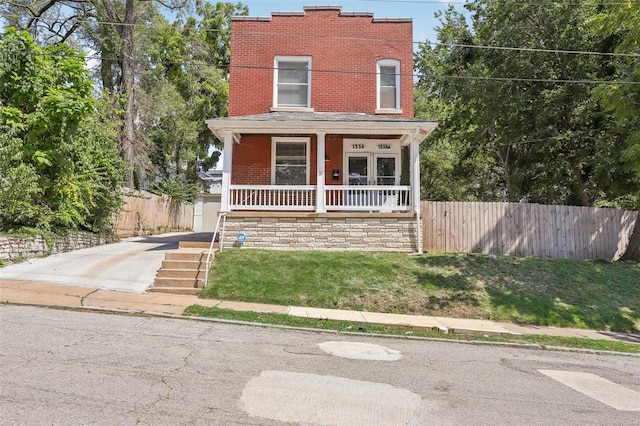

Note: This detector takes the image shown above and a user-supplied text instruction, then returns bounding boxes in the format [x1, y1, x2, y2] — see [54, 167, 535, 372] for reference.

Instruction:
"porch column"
[411, 133, 424, 253]
[220, 130, 233, 212]
[316, 131, 326, 213]
[411, 135, 420, 214]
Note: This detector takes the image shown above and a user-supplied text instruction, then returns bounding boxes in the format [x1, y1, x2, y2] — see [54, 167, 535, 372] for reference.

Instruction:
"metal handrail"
[204, 212, 227, 288]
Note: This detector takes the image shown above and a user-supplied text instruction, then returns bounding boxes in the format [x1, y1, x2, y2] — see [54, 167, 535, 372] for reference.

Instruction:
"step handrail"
[204, 212, 227, 288]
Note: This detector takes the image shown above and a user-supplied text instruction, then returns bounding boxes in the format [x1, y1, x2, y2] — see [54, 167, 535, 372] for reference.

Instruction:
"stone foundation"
[0, 232, 116, 264]
[222, 212, 419, 252]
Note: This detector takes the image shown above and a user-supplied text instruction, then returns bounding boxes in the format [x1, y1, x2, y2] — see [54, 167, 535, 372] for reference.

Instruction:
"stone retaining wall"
[0, 232, 115, 264]
[222, 213, 418, 252]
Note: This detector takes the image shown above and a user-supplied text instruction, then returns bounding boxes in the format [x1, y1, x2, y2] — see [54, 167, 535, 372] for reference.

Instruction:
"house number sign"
[351, 144, 365, 150]
[377, 144, 392, 150]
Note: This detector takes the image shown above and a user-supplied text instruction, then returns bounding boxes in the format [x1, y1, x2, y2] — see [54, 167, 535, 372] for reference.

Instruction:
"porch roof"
[205, 112, 438, 145]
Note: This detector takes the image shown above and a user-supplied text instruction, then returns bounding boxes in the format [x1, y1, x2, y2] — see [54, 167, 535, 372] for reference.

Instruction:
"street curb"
[4, 302, 639, 358]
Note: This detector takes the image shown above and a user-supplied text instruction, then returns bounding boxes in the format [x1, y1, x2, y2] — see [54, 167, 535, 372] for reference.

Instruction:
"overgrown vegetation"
[0, 29, 125, 232]
[200, 250, 640, 333]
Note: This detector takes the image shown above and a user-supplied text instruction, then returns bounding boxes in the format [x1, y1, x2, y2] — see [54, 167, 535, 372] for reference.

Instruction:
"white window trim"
[271, 137, 311, 185]
[376, 59, 402, 114]
[273, 56, 312, 109]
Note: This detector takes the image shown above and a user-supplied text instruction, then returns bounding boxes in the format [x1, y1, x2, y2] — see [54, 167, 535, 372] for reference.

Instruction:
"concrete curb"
[5, 301, 639, 358]
[1, 279, 639, 349]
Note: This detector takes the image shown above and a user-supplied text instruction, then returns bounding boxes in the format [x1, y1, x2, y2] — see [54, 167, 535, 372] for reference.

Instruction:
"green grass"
[199, 249, 640, 333]
[184, 305, 640, 354]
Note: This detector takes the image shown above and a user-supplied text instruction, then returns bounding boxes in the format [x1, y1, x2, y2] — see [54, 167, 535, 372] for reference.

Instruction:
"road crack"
[80, 289, 99, 306]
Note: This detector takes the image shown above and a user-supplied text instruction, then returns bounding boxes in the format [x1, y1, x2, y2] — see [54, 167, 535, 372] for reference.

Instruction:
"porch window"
[272, 138, 310, 185]
[274, 56, 311, 108]
[377, 59, 401, 111]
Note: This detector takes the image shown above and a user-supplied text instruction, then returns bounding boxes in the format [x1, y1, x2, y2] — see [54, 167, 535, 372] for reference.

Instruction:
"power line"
[232, 0, 640, 6]
[4, 13, 640, 59]
[32, 50, 640, 85]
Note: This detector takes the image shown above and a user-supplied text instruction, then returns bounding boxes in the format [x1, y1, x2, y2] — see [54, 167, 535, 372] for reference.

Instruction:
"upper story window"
[273, 56, 312, 109]
[376, 59, 401, 113]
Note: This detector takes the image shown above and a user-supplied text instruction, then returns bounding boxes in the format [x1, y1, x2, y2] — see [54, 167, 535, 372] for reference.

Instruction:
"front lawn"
[199, 249, 640, 333]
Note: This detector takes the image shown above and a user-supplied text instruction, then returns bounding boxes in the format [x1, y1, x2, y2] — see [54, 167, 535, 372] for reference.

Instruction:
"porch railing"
[230, 185, 316, 210]
[325, 185, 411, 211]
[228, 184, 412, 212]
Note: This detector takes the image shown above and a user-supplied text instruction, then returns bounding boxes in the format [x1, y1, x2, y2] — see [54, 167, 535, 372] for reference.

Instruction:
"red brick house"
[206, 6, 437, 251]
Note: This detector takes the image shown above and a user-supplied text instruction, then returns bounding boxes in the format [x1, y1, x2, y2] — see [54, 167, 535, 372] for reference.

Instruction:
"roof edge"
[303, 6, 342, 12]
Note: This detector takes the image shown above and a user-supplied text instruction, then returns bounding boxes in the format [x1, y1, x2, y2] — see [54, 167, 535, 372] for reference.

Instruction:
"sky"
[236, 0, 465, 45]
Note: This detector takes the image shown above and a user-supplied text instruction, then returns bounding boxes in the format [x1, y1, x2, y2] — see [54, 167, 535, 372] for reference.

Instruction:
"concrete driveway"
[0, 232, 212, 293]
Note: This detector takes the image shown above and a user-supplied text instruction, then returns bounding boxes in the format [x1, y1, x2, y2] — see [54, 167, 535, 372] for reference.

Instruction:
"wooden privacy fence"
[421, 201, 637, 260]
[114, 190, 194, 237]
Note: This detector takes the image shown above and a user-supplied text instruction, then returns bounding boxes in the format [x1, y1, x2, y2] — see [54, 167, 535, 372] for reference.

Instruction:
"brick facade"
[212, 6, 426, 252]
[229, 7, 414, 117]
[232, 135, 346, 185]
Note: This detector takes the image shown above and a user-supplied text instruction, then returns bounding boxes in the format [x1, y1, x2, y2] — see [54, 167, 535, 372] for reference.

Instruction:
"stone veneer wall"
[222, 213, 418, 252]
[0, 232, 115, 263]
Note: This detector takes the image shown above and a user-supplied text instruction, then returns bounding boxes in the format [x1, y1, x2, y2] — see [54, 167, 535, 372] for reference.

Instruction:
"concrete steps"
[150, 240, 217, 296]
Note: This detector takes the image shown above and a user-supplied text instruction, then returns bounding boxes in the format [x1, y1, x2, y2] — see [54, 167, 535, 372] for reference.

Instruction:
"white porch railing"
[229, 184, 412, 212]
[325, 185, 412, 212]
[230, 185, 316, 210]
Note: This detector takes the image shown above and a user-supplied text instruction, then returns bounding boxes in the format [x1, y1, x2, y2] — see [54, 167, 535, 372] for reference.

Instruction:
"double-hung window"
[274, 56, 312, 109]
[377, 59, 401, 112]
[272, 138, 310, 185]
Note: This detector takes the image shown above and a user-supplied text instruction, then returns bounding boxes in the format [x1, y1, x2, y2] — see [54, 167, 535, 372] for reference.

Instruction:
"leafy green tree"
[0, 28, 124, 230]
[415, 3, 636, 207]
[2, 0, 245, 192]
[592, 3, 640, 261]
[135, 4, 245, 199]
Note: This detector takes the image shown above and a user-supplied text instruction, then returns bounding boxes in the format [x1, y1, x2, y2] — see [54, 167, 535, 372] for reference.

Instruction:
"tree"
[592, 4, 640, 261]
[2, 1, 245, 192]
[414, 2, 636, 208]
[0, 28, 124, 230]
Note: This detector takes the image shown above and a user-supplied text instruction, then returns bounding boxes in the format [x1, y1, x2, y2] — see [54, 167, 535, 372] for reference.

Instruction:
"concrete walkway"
[1, 279, 639, 344]
[0, 233, 212, 293]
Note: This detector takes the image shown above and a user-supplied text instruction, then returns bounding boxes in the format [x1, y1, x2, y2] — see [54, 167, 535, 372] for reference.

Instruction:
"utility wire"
[5, 13, 640, 58]
[32, 50, 640, 85]
[227, 0, 640, 5]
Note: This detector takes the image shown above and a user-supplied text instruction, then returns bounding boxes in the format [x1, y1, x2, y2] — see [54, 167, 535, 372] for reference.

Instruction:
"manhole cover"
[318, 341, 402, 361]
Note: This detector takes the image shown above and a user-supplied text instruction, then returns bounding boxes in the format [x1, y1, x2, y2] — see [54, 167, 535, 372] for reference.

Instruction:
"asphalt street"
[1, 305, 638, 425]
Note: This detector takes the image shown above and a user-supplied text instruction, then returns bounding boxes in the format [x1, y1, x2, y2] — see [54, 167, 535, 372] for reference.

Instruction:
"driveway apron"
[0, 232, 211, 293]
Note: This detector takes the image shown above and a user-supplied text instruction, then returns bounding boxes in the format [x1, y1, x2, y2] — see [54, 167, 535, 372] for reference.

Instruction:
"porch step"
[161, 260, 204, 270]
[150, 238, 216, 295]
[154, 277, 204, 288]
[165, 250, 208, 262]
[148, 286, 201, 296]
[156, 268, 207, 279]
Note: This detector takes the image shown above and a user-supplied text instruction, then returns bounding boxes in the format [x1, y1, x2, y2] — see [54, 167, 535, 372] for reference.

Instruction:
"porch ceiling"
[205, 112, 438, 144]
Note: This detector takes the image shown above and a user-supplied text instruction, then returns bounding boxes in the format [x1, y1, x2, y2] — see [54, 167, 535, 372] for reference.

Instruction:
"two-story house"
[206, 6, 437, 251]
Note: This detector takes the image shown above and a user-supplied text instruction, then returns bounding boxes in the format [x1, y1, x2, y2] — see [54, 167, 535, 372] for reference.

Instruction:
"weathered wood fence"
[114, 190, 194, 237]
[421, 201, 637, 260]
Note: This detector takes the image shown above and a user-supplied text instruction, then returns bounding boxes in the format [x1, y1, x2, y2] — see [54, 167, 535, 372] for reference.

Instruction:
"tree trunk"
[101, 0, 138, 188]
[620, 210, 640, 262]
[573, 166, 591, 206]
[120, 0, 137, 188]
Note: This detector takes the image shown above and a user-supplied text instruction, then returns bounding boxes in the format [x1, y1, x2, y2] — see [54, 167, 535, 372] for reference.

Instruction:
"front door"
[346, 154, 398, 186]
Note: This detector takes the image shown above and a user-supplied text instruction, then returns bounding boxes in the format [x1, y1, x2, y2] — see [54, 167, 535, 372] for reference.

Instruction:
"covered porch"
[206, 112, 437, 214]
